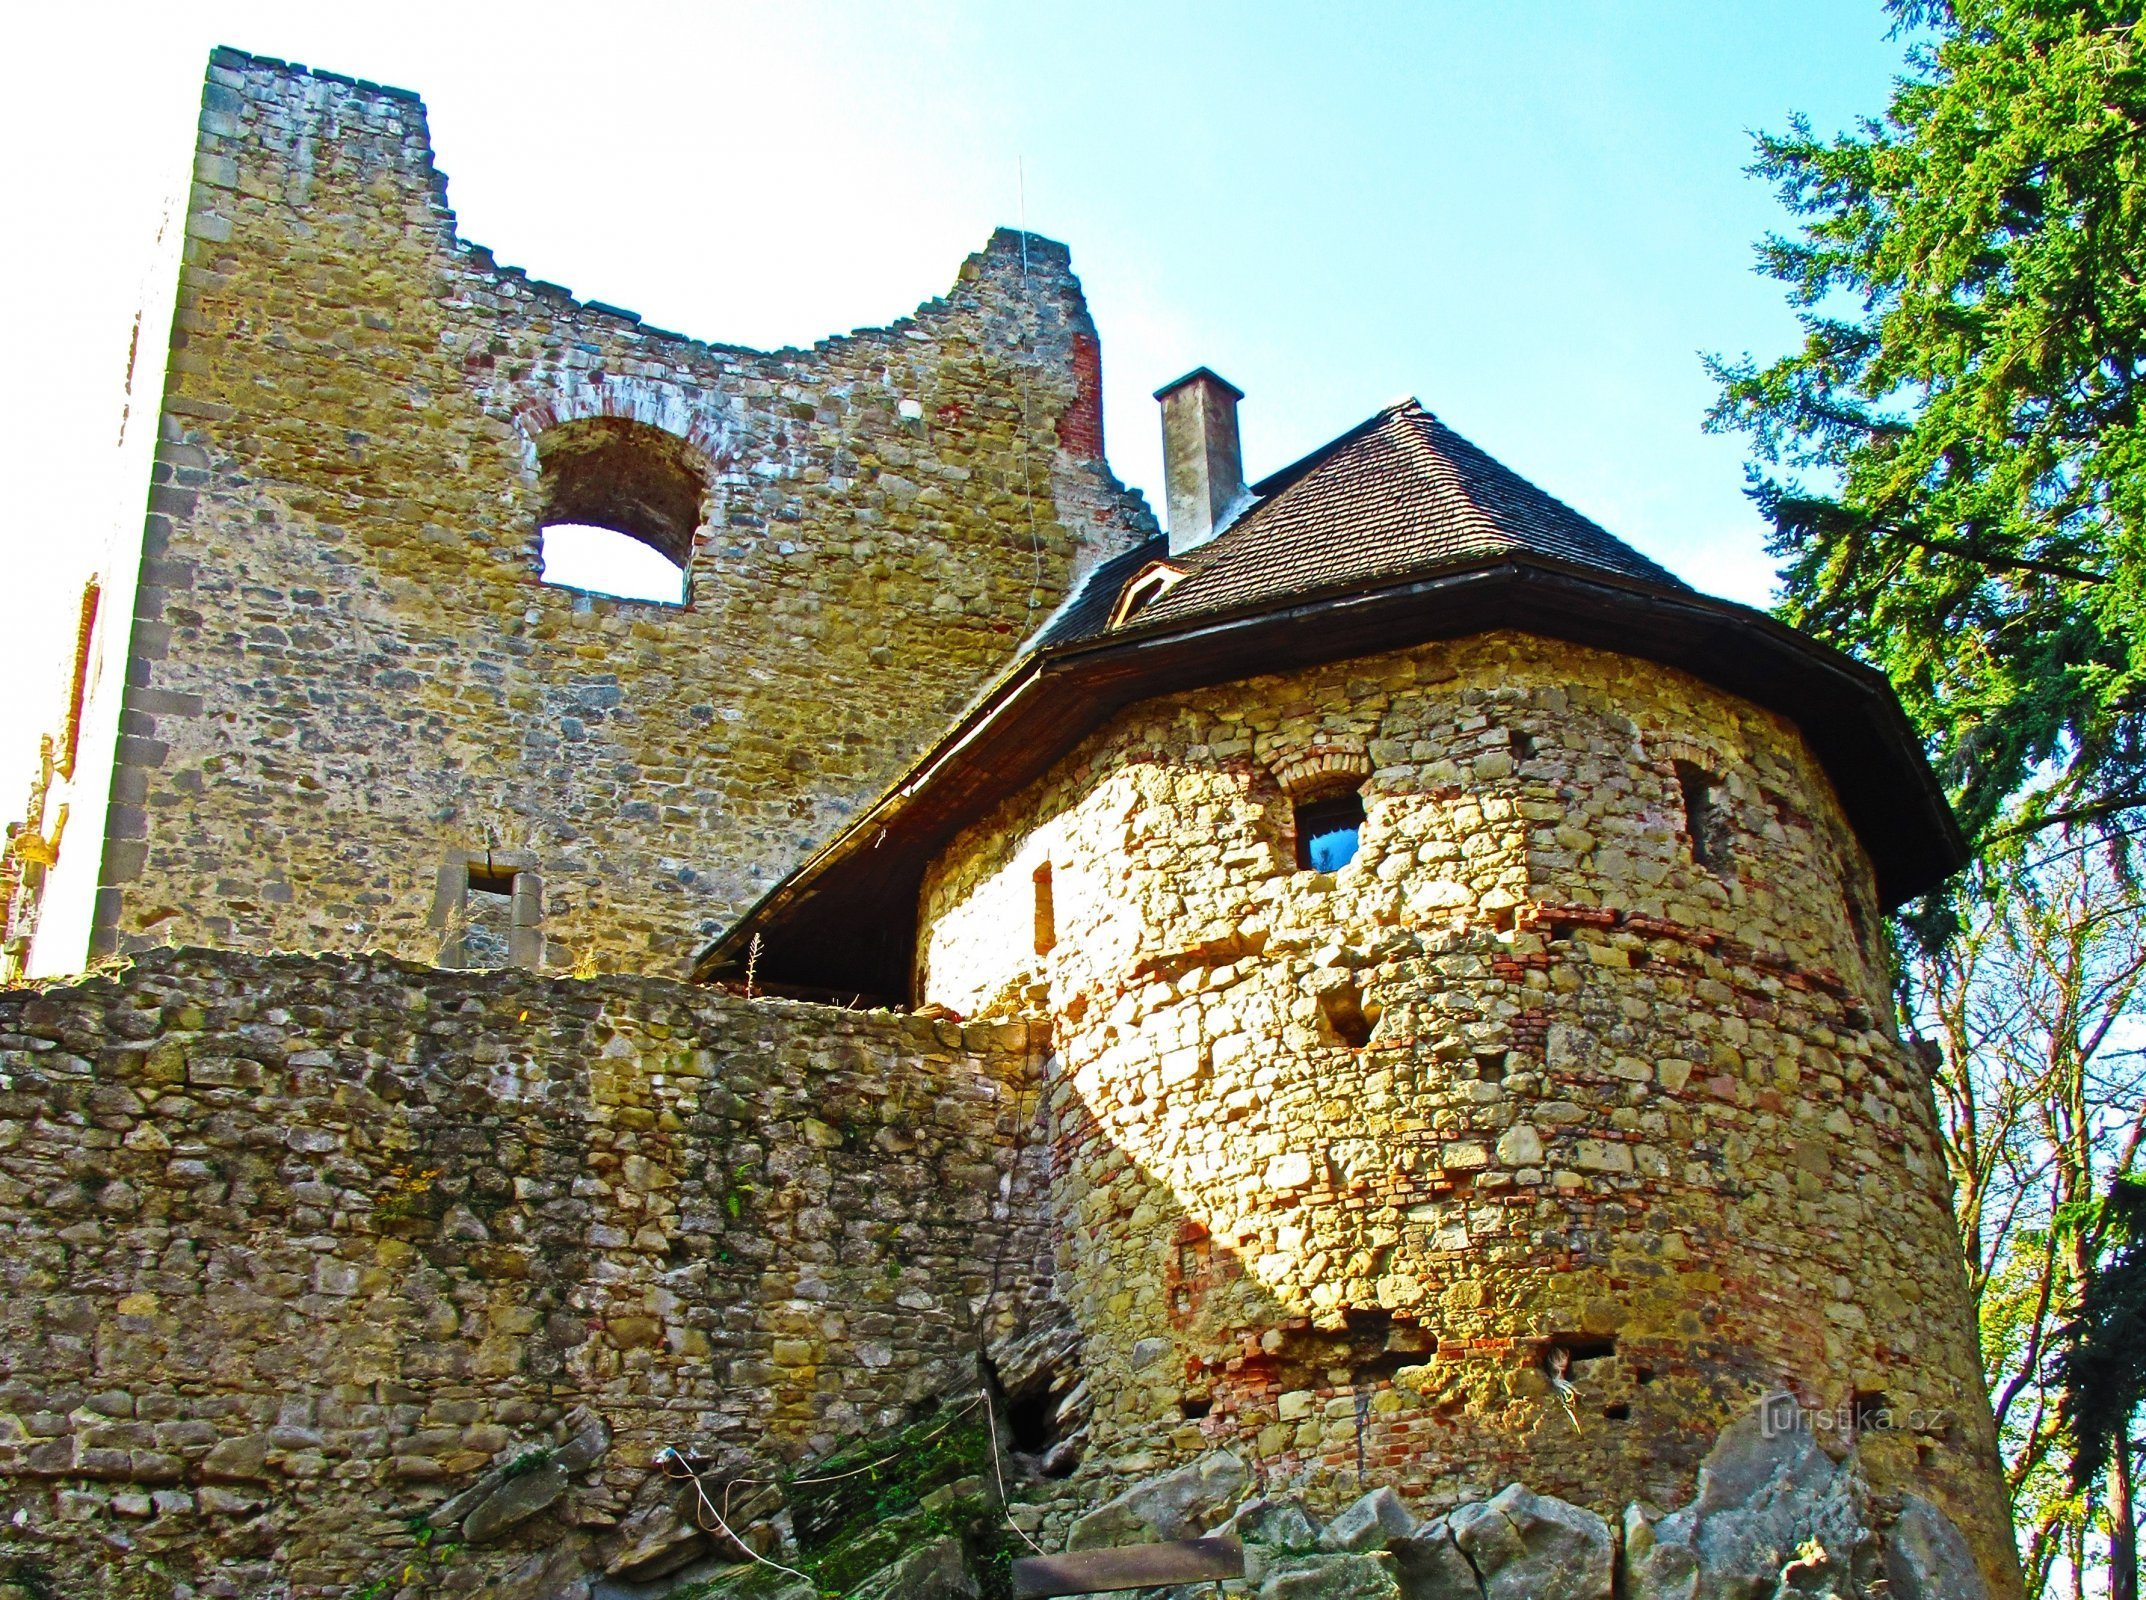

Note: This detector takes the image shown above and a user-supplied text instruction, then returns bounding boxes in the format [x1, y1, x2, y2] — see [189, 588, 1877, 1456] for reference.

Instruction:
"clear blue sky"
[0, 2, 1911, 798]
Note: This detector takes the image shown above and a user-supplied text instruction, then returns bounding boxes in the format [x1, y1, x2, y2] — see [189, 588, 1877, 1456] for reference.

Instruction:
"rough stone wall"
[94, 48, 1152, 977]
[0, 949, 1049, 1595]
[917, 632, 2021, 1598]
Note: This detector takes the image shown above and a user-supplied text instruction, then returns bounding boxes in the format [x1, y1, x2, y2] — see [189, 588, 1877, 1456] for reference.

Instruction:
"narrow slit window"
[1294, 790, 1366, 873]
[1674, 761, 1727, 872]
[1033, 861, 1056, 956]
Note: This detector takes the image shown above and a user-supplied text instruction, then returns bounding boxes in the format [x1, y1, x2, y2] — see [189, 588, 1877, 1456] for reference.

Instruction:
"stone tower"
[21, 48, 1151, 982]
[712, 398, 2018, 1592]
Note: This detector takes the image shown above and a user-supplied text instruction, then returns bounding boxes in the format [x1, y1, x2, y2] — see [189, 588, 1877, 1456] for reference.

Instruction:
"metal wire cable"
[980, 1385, 1047, 1556]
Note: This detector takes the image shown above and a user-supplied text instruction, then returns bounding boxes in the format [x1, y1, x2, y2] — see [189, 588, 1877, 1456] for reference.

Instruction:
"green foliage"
[668, 1490, 1014, 1600]
[3, 1559, 55, 1600]
[1709, 0, 2146, 868]
[2058, 1178, 2146, 1489]
[501, 1445, 553, 1480]
[653, 1396, 1016, 1600]
[786, 1398, 991, 1552]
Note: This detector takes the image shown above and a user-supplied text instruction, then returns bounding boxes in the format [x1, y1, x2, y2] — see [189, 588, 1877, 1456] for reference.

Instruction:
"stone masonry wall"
[92, 48, 1152, 977]
[0, 948, 1050, 1596]
[917, 632, 2022, 1599]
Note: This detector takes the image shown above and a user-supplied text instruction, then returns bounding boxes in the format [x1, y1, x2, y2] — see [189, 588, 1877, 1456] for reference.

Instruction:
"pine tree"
[1709, 0, 2146, 881]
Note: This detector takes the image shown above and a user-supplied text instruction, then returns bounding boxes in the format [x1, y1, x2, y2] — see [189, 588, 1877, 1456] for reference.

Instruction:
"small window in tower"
[1294, 789, 1366, 873]
[430, 850, 544, 971]
[1033, 861, 1056, 956]
[1674, 761, 1728, 872]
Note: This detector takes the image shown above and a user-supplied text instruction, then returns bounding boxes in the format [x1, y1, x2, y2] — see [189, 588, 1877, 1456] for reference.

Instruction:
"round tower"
[711, 395, 2017, 1595]
[919, 633, 2006, 1573]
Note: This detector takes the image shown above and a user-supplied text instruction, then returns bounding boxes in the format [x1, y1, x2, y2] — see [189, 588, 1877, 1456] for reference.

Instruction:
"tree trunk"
[2114, 1432, 2139, 1600]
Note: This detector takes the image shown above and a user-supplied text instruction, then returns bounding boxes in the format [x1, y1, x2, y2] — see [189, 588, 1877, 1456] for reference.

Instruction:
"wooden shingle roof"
[1043, 401, 1685, 649]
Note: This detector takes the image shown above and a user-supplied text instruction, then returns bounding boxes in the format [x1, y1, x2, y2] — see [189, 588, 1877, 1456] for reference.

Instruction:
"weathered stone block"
[462, 1460, 570, 1545]
[1067, 1450, 1249, 1550]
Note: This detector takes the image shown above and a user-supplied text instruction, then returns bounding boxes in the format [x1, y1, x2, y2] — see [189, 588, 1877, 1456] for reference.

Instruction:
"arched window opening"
[1294, 788, 1366, 873]
[1674, 760, 1728, 872]
[535, 418, 705, 605]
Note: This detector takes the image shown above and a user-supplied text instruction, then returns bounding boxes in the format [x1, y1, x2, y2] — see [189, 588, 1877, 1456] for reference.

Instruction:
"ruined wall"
[918, 632, 2020, 1598]
[90, 48, 1152, 978]
[0, 949, 1050, 1595]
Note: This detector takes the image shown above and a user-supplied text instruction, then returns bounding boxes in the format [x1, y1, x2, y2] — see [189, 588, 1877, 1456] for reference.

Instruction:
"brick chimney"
[1155, 368, 1247, 556]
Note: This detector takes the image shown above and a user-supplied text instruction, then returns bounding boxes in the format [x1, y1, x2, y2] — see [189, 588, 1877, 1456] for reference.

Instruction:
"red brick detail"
[1056, 332, 1104, 458]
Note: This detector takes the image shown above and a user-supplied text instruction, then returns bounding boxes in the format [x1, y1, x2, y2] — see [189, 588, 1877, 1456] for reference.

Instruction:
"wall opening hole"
[1602, 1403, 1632, 1421]
[1000, 1383, 1080, 1479]
[1854, 1390, 1893, 1433]
[1543, 1334, 1617, 1377]
[540, 523, 687, 605]
[1512, 730, 1538, 761]
[1033, 862, 1056, 956]
[435, 855, 543, 973]
[984, 1343, 1086, 1482]
[1674, 760, 1728, 872]
[1320, 983, 1379, 1049]
[536, 417, 705, 604]
[1475, 1051, 1508, 1083]
[1844, 894, 1873, 958]
[1294, 788, 1366, 873]
[1006, 1391, 1057, 1454]
[459, 865, 518, 969]
[1349, 1353, 1415, 1386]
[1634, 1366, 1656, 1386]
[1178, 1397, 1212, 1420]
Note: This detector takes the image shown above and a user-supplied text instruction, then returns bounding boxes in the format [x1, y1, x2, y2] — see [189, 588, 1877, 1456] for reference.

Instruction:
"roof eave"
[693, 556, 1965, 992]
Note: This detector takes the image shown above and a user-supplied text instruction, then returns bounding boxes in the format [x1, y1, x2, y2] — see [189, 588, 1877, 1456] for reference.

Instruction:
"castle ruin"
[0, 47, 2019, 1600]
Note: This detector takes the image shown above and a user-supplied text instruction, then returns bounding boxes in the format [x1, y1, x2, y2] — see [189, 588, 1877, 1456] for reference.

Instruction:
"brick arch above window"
[1269, 740, 1371, 800]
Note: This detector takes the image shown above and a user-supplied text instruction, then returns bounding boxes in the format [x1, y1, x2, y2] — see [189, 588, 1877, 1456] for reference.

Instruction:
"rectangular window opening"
[432, 853, 543, 973]
[1674, 761, 1726, 872]
[1294, 789, 1366, 873]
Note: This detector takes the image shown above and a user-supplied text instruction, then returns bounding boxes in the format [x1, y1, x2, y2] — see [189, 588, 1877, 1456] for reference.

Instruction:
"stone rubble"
[553, 1414, 1992, 1600]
